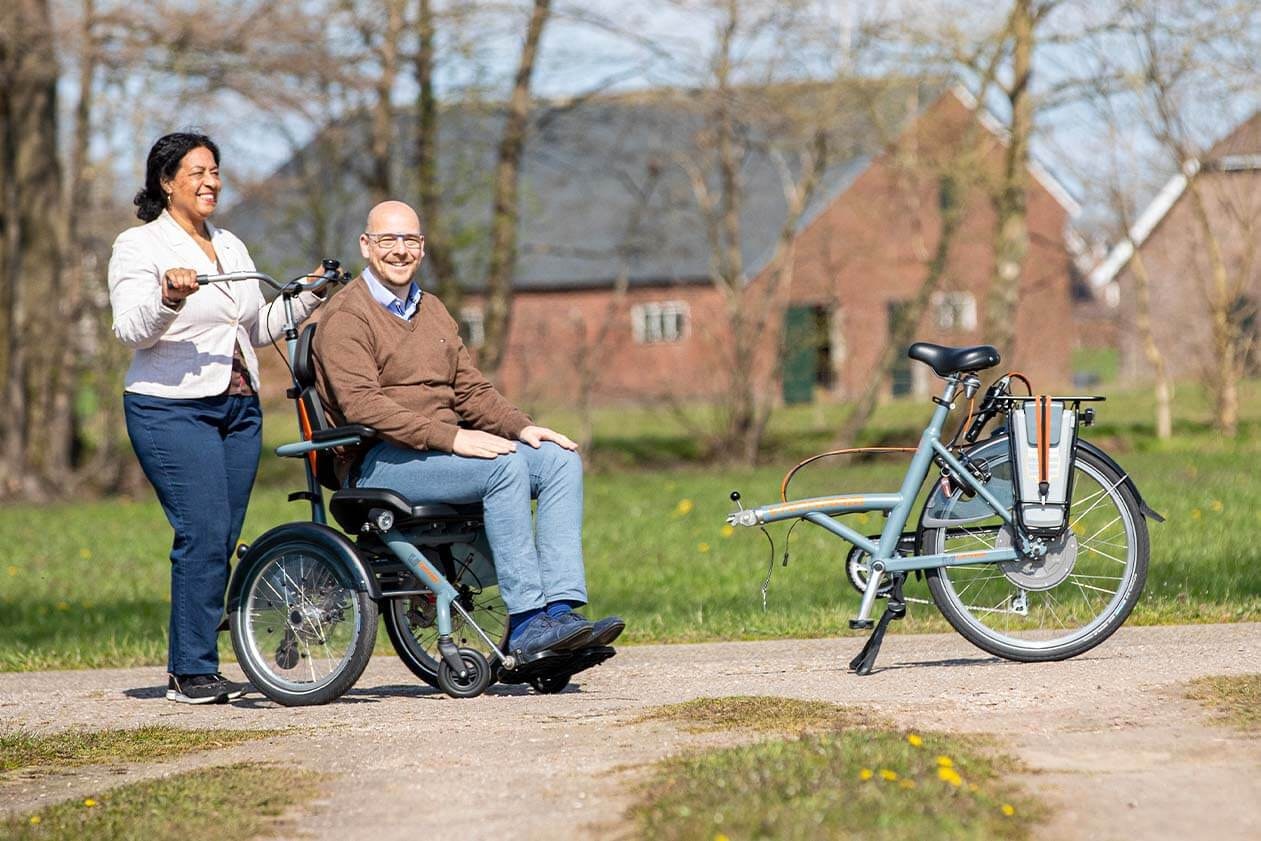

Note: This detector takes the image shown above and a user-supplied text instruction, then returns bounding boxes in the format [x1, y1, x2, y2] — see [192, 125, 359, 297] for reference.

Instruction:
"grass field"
[1, 380, 1258, 671]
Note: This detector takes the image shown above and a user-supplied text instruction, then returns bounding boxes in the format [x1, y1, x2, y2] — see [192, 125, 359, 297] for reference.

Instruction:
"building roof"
[227, 80, 1075, 292]
[1088, 110, 1261, 289]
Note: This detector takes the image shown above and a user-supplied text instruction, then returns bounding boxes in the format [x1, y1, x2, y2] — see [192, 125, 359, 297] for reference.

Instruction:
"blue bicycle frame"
[728, 373, 1019, 625]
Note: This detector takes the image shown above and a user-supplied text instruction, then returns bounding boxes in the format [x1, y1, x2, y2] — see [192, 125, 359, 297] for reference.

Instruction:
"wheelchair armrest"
[311, 424, 378, 443]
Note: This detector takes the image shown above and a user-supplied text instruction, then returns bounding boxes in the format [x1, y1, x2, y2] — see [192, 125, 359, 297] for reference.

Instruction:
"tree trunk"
[837, 174, 967, 447]
[1123, 231, 1174, 440]
[479, 0, 551, 380]
[1184, 177, 1241, 436]
[414, 0, 461, 306]
[986, 0, 1033, 355]
[367, 0, 404, 202]
[0, 0, 62, 498]
[45, 0, 97, 481]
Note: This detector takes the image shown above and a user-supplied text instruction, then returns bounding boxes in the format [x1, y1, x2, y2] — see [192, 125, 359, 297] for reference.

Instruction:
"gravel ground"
[2, 623, 1259, 840]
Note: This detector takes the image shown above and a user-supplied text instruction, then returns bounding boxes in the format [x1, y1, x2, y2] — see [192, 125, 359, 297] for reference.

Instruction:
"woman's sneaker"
[167, 673, 248, 704]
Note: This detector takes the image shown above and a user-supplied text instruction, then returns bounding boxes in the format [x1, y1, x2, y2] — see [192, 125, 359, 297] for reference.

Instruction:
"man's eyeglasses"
[364, 232, 425, 250]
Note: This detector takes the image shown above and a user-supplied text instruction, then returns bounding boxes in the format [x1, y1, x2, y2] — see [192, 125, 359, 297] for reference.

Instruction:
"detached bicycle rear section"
[727, 342, 1162, 674]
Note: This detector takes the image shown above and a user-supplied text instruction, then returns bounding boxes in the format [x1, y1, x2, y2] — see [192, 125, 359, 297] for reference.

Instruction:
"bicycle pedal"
[848, 618, 874, 630]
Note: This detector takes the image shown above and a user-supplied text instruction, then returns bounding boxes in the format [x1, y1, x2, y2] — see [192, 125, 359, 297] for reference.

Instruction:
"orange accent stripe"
[767, 496, 868, 515]
[1038, 394, 1050, 485]
[296, 399, 318, 472]
[955, 550, 994, 559]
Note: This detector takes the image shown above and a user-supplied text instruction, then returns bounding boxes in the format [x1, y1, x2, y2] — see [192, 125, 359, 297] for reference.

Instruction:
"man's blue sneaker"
[558, 611, 625, 646]
[510, 613, 594, 658]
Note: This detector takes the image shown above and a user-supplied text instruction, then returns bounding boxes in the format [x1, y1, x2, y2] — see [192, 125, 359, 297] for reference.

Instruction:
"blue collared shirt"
[363, 266, 422, 320]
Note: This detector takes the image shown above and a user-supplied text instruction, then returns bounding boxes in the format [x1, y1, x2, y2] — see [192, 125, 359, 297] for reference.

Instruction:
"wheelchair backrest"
[293, 323, 343, 492]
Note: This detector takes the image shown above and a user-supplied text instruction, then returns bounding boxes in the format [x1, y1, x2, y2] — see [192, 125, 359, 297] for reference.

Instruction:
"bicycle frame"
[729, 373, 1021, 625]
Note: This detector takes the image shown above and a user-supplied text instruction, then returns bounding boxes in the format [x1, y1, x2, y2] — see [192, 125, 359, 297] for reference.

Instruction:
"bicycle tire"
[923, 446, 1149, 662]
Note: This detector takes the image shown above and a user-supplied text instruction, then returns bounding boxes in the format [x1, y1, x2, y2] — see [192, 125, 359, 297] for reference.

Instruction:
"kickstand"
[849, 574, 907, 676]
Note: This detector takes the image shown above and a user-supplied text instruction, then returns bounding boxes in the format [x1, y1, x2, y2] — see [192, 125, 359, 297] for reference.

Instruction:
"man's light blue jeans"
[354, 440, 588, 613]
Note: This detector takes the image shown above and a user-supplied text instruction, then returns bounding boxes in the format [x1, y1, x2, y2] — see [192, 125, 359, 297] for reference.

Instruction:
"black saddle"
[907, 342, 1001, 377]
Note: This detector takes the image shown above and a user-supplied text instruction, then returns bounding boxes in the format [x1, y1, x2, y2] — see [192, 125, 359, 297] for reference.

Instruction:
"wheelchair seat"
[907, 342, 1001, 377]
[328, 488, 484, 533]
[291, 323, 485, 534]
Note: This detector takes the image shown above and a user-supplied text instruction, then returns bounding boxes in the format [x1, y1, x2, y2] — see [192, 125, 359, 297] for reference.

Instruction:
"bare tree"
[478, 0, 552, 380]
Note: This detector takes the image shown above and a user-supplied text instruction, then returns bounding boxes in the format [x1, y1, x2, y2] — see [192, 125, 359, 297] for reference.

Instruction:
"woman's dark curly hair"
[133, 132, 220, 222]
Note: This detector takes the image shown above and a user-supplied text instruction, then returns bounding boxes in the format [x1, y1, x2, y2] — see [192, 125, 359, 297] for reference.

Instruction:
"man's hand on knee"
[518, 425, 577, 451]
[453, 429, 518, 458]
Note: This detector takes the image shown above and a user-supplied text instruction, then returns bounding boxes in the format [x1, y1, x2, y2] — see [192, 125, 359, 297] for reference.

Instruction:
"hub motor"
[995, 525, 1078, 591]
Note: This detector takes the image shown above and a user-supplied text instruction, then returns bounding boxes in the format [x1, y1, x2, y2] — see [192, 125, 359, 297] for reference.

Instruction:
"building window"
[933, 292, 977, 331]
[459, 307, 484, 348]
[631, 301, 689, 343]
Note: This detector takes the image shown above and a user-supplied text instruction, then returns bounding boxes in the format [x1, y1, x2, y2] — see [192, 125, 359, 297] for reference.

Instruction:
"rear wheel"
[923, 448, 1148, 661]
[383, 571, 508, 687]
[230, 538, 377, 705]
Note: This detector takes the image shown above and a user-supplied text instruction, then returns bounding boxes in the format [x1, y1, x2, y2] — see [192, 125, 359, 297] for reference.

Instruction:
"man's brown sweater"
[313, 277, 531, 454]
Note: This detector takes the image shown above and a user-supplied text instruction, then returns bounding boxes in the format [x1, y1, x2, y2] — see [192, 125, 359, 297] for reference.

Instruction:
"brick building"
[232, 82, 1079, 408]
[1089, 113, 1261, 384]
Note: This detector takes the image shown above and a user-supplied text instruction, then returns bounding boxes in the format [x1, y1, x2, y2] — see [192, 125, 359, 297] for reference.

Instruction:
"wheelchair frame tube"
[381, 529, 460, 637]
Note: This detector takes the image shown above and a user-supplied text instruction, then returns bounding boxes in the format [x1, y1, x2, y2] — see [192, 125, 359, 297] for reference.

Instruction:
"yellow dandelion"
[79, 547, 92, 559]
[937, 767, 963, 787]
[697, 542, 710, 553]
[899, 779, 916, 789]
[859, 768, 874, 781]
[715, 834, 731, 841]
[935, 755, 953, 767]
[29, 815, 41, 825]
[1001, 804, 1016, 817]
[906, 733, 923, 747]
[721, 524, 735, 538]
[879, 769, 898, 781]
[856, 513, 869, 525]
[1210, 499, 1224, 513]
[674, 499, 694, 517]
[84, 798, 97, 807]
[1190, 508, 1202, 520]
[56, 601, 70, 611]
[6, 565, 17, 577]
[968, 783, 979, 793]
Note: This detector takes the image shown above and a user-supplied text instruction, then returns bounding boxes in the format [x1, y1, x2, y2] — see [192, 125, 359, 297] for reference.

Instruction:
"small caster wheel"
[437, 647, 492, 699]
[529, 673, 570, 695]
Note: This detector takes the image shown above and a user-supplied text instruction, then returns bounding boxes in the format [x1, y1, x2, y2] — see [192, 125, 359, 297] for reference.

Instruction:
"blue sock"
[546, 600, 584, 618]
[508, 608, 545, 644]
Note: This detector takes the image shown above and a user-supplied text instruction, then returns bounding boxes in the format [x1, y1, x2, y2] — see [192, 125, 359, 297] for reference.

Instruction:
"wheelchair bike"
[202, 263, 614, 705]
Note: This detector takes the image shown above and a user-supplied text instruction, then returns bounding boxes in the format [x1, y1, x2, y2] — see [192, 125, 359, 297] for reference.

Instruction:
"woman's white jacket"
[108, 210, 319, 398]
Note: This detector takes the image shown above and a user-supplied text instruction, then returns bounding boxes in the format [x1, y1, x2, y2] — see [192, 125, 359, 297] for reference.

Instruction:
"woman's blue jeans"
[355, 441, 588, 613]
[124, 393, 261, 675]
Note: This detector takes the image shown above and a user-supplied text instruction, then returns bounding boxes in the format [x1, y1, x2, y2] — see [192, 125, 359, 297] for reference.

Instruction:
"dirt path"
[2, 623, 1260, 840]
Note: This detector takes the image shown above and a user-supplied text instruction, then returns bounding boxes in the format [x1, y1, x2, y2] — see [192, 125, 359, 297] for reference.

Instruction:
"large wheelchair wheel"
[383, 580, 508, 687]
[922, 447, 1148, 662]
[230, 537, 377, 706]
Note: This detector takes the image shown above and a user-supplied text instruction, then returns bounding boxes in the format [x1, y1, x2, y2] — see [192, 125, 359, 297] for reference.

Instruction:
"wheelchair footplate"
[497, 646, 616, 694]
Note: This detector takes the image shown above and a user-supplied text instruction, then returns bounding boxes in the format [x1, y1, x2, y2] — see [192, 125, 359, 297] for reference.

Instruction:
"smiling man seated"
[313, 200, 624, 660]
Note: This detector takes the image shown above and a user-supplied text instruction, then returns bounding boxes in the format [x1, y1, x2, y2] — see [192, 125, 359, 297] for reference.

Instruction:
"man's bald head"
[366, 200, 421, 234]
[360, 200, 425, 292]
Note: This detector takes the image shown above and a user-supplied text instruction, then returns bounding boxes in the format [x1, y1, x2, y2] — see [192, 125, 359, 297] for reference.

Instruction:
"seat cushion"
[328, 487, 484, 533]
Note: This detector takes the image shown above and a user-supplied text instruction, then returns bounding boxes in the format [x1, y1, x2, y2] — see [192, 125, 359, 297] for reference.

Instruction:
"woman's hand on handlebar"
[162, 268, 200, 307]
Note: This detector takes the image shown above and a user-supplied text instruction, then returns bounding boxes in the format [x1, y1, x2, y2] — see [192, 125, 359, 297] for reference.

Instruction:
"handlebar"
[196, 258, 350, 296]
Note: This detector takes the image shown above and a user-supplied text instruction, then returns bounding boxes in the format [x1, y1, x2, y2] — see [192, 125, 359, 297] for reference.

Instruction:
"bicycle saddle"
[907, 342, 1001, 377]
